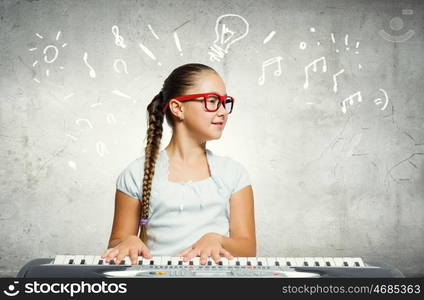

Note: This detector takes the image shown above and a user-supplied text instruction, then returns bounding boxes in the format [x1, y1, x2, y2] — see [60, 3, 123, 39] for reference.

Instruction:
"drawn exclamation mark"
[138, 42, 162, 66]
[173, 32, 183, 56]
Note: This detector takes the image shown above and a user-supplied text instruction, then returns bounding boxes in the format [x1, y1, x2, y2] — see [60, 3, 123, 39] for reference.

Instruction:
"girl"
[101, 63, 255, 266]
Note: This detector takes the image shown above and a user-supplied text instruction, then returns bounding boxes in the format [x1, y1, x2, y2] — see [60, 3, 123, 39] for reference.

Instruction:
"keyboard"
[16, 255, 404, 278]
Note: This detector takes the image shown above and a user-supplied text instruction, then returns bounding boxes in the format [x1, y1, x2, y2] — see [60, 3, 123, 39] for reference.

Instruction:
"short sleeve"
[116, 158, 144, 199]
[231, 161, 251, 195]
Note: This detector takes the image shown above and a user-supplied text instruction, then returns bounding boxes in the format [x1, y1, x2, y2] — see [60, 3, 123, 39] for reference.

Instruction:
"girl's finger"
[211, 249, 221, 264]
[129, 248, 139, 265]
[220, 248, 234, 259]
[199, 250, 210, 265]
[184, 248, 200, 262]
[141, 245, 152, 259]
[105, 248, 119, 263]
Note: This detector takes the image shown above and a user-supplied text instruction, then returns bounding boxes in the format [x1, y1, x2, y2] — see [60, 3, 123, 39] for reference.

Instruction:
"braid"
[139, 92, 164, 243]
[137, 63, 218, 245]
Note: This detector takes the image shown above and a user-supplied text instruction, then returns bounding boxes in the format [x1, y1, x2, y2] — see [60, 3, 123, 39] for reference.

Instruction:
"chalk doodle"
[373, 88, 389, 110]
[378, 9, 415, 43]
[112, 90, 132, 100]
[148, 24, 160, 39]
[303, 56, 327, 89]
[75, 118, 94, 129]
[111, 25, 127, 48]
[29, 30, 66, 82]
[173, 32, 183, 56]
[263, 31, 276, 44]
[332, 69, 345, 93]
[106, 113, 117, 125]
[139, 42, 162, 66]
[208, 14, 249, 62]
[258, 56, 282, 85]
[113, 59, 129, 74]
[96, 141, 110, 157]
[299, 42, 307, 50]
[83, 52, 96, 78]
[341, 91, 362, 114]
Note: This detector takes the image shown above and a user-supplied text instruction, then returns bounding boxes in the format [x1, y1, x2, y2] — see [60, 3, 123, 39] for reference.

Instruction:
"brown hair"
[138, 63, 217, 243]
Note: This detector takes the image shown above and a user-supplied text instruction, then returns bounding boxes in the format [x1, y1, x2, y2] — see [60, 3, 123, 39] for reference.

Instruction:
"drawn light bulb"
[208, 14, 249, 62]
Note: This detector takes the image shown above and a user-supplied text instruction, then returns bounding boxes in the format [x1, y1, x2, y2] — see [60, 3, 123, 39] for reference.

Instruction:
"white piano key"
[192, 257, 201, 266]
[304, 257, 316, 267]
[171, 257, 180, 266]
[294, 258, 306, 267]
[237, 257, 247, 266]
[266, 257, 276, 267]
[161, 256, 172, 266]
[323, 257, 335, 267]
[228, 257, 237, 266]
[220, 257, 229, 266]
[247, 257, 257, 266]
[64, 255, 75, 264]
[333, 257, 345, 267]
[256, 257, 266, 266]
[352, 257, 365, 267]
[285, 257, 296, 267]
[53, 255, 67, 265]
[92, 255, 103, 265]
[313, 257, 326, 267]
[153, 256, 162, 266]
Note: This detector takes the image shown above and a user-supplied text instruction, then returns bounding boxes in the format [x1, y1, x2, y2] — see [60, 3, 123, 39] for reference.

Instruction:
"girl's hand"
[174, 232, 234, 265]
[101, 235, 152, 265]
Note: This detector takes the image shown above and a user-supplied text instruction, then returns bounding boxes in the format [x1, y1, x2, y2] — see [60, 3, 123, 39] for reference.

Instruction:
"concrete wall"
[0, 0, 423, 277]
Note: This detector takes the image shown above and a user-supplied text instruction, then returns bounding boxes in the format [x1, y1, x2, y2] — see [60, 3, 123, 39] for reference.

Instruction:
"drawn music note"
[111, 25, 126, 48]
[341, 91, 362, 114]
[332, 69, 345, 93]
[303, 56, 327, 89]
[258, 56, 282, 85]
[83, 52, 96, 78]
[373, 88, 389, 111]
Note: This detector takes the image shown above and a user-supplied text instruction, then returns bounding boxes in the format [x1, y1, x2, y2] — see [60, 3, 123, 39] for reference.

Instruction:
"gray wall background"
[0, 0, 423, 277]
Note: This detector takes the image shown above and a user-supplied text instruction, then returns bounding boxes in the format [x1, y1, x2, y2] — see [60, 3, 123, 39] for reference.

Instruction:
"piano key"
[153, 256, 162, 266]
[256, 257, 266, 266]
[171, 257, 180, 266]
[91, 255, 102, 265]
[285, 257, 296, 267]
[352, 257, 365, 267]
[265, 257, 276, 267]
[53, 255, 67, 265]
[333, 257, 345, 267]
[294, 258, 306, 267]
[73, 255, 85, 264]
[228, 257, 237, 266]
[323, 257, 336, 267]
[192, 257, 201, 266]
[64, 255, 75, 265]
[247, 257, 257, 266]
[220, 257, 229, 266]
[83, 255, 95, 265]
[238, 257, 247, 266]
[275, 257, 286, 267]
[304, 257, 316, 267]
[313, 257, 326, 267]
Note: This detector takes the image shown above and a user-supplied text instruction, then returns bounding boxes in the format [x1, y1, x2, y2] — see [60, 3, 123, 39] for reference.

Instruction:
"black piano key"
[236, 261, 240, 266]
[68, 259, 74, 265]
[120, 260, 125, 265]
[207, 261, 212, 266]
[81, 259, 86, 265]
[355, 262, 360, 267]
[258, 261, 262, 266]
[286, 262, 291, 267]
[109, 260, 115, 265]
[326, 261, 331, 266]
[275, 261, 280, 266]
[189, 261, 194, 265]
[98, 259, 103, 265]
[178, 261, 182, 265]
[150, 261, 154, 265]
[343, 261, 349, 267]
[315, 261, 320, 266]
[167, 260, 171, 265]
[138, 260, 143, 265]
[247, 261, 251, 266]
[304, 261, 309, 266]
[218, 261, 223, 266]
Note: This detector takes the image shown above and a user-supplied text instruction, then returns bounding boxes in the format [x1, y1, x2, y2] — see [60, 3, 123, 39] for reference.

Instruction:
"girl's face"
[174, 71, 229, 141]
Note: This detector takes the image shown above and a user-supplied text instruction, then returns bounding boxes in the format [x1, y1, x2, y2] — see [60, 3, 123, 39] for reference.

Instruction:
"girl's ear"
[169, 99, 184, 119]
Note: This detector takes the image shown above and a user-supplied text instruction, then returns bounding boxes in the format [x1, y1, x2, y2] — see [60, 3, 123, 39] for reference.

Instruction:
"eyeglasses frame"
[162, 92, 235, 114]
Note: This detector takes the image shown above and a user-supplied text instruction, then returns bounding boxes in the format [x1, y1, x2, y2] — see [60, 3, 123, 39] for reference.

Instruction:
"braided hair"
[138, 63, 217, 243]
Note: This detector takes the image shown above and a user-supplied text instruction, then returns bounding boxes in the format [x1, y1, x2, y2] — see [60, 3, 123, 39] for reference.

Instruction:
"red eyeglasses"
[162, 92, 235, 114]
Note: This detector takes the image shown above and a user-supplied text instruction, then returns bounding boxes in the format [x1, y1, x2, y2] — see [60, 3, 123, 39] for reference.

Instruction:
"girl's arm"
[221, 185, 256, 257]
[106, 190, 141, 248]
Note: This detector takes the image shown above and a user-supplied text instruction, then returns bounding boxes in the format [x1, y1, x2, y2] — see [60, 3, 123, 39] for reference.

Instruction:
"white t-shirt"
[115, 148, 251, 256]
